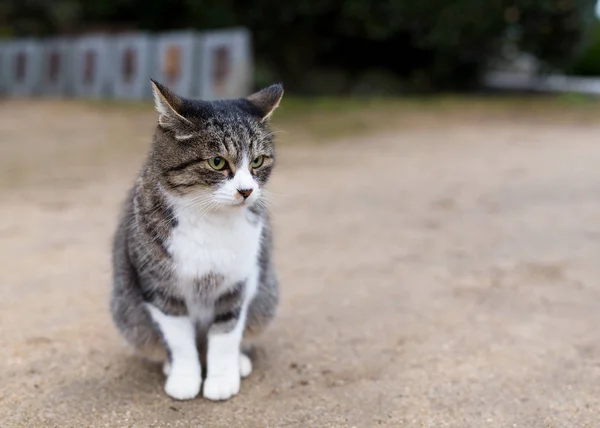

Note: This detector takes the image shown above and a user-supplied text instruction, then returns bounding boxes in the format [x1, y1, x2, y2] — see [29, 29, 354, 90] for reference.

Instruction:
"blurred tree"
[518, 0, 597, 72]
[569, 18, 600, 75]
[0, 0, 81, 36]
[0, 0, 596, 91]
[246, 0, 597, 91]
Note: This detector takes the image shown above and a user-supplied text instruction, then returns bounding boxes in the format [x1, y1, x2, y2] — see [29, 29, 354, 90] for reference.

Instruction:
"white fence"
[0, 28, 252, 100]
[484, 71, 600, 96]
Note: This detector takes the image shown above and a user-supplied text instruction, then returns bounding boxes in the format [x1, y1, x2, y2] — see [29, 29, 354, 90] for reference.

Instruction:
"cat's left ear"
[150, 79, 192, 128]
[246, 83, 284, 122]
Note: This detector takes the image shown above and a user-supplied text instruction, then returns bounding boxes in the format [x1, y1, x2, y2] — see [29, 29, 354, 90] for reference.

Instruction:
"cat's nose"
[237, 188, 253, 199]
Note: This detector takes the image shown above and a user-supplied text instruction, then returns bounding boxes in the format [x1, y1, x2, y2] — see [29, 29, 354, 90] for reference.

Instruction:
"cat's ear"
[246, 83, 284, 122]
[150, 79, 192, 128]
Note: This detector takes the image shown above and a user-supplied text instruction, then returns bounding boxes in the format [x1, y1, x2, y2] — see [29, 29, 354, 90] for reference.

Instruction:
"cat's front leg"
[145, 304, 202, 400]
[203, 305, 249, 401]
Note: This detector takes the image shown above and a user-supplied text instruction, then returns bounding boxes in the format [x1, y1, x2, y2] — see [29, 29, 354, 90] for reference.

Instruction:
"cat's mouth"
[232, 194, 258, 207]
[221, 198, 251, 208]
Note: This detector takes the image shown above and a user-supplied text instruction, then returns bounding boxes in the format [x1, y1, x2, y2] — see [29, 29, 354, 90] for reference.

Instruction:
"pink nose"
[237, 188, 253, 199]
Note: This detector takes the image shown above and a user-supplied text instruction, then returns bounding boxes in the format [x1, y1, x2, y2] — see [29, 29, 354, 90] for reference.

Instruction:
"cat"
[110, 79, 283, 401]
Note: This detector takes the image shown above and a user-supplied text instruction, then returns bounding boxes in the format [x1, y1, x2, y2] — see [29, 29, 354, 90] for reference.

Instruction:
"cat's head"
[148, 80, 283, 212]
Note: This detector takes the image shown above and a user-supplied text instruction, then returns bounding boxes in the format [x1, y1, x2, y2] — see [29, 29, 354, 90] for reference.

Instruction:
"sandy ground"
[1, 101, 600, 427]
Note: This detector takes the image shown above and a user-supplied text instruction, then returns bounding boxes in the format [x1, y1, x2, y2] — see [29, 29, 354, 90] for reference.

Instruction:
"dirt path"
[1, 102, 600, 427]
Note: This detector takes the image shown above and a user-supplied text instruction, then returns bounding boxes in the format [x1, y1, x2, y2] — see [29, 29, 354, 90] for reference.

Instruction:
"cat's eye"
[208, 157, 227, 171]
[251, 155, 265, 169]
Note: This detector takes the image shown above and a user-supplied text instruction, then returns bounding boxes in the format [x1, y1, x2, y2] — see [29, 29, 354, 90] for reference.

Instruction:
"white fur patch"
[152, 86, 170, 117]
[239, 353, 253, 378]
[168, 200, 263, 292]
[203, 320, 243, 400]
[174, 133, 196, 141]
[203, 270, 259, 401]
[145, 304, 201, 400]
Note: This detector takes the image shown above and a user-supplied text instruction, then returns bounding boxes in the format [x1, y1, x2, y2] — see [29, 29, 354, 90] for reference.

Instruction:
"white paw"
[203, 371, 241, 401]
[239, 353, 252, 378]
[165, 374, 201, 400]
[163, 361, 171, 376]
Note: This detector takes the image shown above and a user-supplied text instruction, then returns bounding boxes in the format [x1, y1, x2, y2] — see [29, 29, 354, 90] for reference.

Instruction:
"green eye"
[251, 155, 265, 169]
[208, 157, 227, 170]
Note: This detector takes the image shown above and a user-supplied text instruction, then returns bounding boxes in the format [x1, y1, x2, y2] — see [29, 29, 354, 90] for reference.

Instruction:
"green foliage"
[571, 19, 600, 76]
[0, 0, 596, 91]
[241, 0, 597, 91]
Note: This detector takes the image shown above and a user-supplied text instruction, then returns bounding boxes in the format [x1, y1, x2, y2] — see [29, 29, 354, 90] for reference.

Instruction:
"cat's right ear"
[150, 79, 192, 129]
[246, 83, 284, 122]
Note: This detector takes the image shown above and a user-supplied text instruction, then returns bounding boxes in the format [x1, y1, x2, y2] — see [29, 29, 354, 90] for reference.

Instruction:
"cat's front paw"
[203, 371, 241, 401]
[165, 373, 201, 400]
[239, 353, 252, 378]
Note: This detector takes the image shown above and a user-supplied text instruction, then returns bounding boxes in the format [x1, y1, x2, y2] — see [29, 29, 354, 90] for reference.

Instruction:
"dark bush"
[239, 0, 597, 91]
[571, 20, 600, 76]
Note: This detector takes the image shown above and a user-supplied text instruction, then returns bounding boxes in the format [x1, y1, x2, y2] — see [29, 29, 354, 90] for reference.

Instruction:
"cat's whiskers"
[255, 199, 268, 211]
[182, 198, 219, 216]
[177, 192, 237, 217]
[182, 197, 213, 210]
[136, 202, 178, 235]
[258, 191, 277, 208]
[211, 190, 238, 207]
[255, 131, 280, 145]
[198, 200, 220, 217]
[262, 188, 281, 196]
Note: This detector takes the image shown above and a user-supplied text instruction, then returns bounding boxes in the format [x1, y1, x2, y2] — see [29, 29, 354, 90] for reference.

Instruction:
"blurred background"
[1, 0, 600, 93]
[2, 2, 600, 427]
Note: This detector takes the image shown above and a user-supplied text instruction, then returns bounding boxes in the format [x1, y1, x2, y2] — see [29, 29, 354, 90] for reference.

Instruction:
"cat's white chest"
[168, 209, 262, 288]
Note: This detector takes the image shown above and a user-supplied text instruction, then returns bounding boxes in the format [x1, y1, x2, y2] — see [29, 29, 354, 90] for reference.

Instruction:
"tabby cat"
[110, 80, 283, 401]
